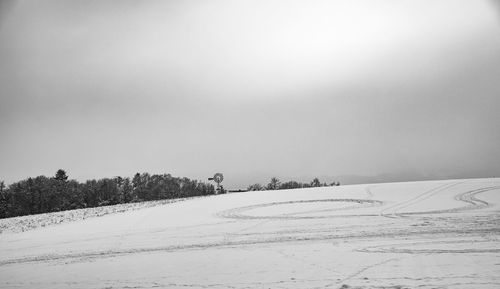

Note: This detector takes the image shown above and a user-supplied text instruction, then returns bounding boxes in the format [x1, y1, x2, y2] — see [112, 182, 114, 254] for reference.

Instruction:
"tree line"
[0, 170, 215, 219]
[247, 177, 339, 191]
[0, 171, 340, 219]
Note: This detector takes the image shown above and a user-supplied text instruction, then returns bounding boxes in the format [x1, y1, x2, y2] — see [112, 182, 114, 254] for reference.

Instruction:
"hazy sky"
[1, 0, 500, 187]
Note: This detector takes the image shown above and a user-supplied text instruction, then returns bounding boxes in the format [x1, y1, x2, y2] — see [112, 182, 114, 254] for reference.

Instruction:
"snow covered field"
[1, 178, 499, 289]
[0, 197, 201, 234]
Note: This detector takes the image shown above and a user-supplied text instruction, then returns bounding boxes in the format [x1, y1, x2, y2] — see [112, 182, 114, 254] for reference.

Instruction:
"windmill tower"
[208, 173, 224, 194]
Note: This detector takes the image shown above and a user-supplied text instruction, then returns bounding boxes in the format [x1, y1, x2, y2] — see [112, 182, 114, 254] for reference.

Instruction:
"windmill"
[208, 173, 224, 194]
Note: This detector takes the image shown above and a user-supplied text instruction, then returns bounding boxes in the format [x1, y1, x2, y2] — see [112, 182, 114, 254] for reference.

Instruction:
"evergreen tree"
[54, 169, 68, 182]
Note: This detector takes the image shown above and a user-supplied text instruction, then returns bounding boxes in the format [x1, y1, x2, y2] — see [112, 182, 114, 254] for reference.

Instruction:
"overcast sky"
[1, 0, 500, 187]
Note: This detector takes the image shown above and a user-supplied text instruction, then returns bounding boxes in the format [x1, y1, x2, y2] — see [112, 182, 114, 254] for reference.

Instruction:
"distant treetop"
[54, 169, 68, 181]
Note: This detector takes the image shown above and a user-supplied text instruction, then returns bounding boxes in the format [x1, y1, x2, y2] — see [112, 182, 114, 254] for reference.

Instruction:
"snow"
[0, 197, 201, 234]
[1, 178, 499, 289]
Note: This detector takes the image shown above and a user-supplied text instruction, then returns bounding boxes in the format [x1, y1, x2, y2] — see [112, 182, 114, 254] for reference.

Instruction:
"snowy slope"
[0, 197, 201, 234]
[1, 178, 499, 289]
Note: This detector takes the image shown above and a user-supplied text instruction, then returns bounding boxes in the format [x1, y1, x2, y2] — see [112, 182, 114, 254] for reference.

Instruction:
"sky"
[1, 0, 500, 187]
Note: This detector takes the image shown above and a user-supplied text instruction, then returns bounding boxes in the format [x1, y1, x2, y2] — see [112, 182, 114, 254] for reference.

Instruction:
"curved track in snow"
[216, 198, 384, 220]
[1, 179, 500, 289]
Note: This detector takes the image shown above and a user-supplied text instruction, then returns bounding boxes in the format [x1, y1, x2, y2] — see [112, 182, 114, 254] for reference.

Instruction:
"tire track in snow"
[2, 221, 499, 267]
[391, 182, 465, 217]
[398, 185, 500, 216]
[326, 257, 403, 288]
[358, 239, 500, 254]
[2, 184, 499, 270]
[216, 199, 384, 220]
[356, 185, 500, 255]
[216, 183, 497, 221]
[379, 182, 462, 218]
